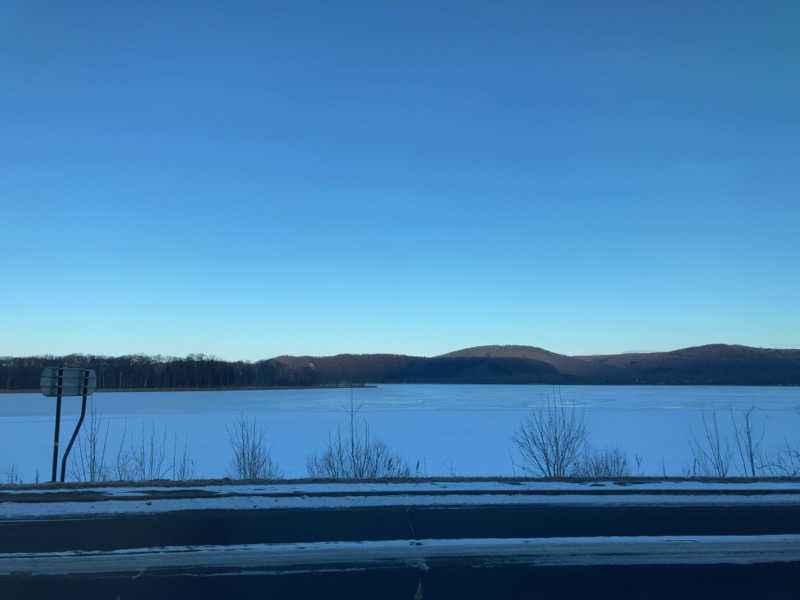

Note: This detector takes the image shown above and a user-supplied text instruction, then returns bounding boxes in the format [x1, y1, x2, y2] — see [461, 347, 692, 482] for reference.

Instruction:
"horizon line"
[2, 342, 799, 363]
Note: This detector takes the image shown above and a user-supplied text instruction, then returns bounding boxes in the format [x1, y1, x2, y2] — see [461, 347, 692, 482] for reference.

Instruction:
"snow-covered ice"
[1, 384, 799, 482]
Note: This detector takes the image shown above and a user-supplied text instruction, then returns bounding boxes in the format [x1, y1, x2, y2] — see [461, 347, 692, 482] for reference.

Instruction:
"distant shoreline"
[1, 382, 798, 395]
[0, 384, 374, 395]
[2, 345, 798, 388]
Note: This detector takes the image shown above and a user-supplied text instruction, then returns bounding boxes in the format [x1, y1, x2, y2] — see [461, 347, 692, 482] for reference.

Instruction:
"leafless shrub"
[171, 435, 196, 481]
[228, 415, 281, 480]
[761, 437, 800, 477]
[689, 410, 733, 477]
[306, 399, 414, 479]
[680, 459, 696, 478]
[104, 420, 194, 482]
[114, 422, 133, 481]
[127, 423, 170, 481]
[689, 408, 787, 478]
[574, 447, 631, 478]
[56, 408, 192, 483]
[774, 444, 800, 476]
[70, 405, 110, 482]
[513, 399, 587, 478]
[731, 408, 768, 477]
[5, 465, 21, 485]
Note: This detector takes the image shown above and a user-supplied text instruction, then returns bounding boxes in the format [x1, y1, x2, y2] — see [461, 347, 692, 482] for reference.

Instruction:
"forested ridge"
[2, 344, 800, 390]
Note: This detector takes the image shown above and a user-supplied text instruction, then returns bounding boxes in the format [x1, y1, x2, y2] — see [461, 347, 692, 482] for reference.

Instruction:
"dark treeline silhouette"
[2, 344, 800, 390]
[0, 354, 322, 390]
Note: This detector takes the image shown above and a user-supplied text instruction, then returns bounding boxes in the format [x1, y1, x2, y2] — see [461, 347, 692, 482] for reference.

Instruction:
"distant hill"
[270, 344, 800, 385]
[2, 344, 799, 390]
[575, 344, 800, 385]
[439, 345, 597, 377]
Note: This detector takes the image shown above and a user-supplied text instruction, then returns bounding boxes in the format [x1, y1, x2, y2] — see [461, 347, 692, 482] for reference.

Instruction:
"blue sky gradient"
[2, 1, 798, 359]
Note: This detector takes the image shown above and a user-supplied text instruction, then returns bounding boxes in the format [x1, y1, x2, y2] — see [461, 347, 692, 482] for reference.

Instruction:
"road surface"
[2, 479, 799, 598]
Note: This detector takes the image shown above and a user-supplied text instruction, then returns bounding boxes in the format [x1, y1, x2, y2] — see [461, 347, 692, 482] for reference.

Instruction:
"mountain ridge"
[2, 344, 799, 389]
[269, 343, 800, 385]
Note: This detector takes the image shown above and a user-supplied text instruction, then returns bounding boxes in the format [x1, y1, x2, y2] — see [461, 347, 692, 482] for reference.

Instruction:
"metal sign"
[40, 367, 96, 482]
[40, 367, 97, 397]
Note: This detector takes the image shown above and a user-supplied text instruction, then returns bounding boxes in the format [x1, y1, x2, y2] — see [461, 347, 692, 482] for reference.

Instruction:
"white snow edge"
[3, 535, 800, 576]
[5, 480, 800, 497]
[5, 479, 800, 519]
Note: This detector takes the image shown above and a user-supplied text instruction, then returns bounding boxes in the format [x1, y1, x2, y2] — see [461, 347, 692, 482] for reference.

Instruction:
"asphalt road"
[2, 481, 800, 598]
[3, 502, 800, 552]
[3, 560, 799, 599]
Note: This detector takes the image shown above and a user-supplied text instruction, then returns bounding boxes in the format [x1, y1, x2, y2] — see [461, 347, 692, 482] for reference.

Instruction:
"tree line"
[4, 346, 800, 390]
[0, 354, 324, 390]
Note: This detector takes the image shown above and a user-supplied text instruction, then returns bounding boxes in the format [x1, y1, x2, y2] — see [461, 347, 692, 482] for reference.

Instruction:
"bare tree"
[228, 415, 281, 480]
[70, 405, 110, 482]
[690, 410, 733, 477]
[513, 399, 587, 478]
[306, 399, 413, 479]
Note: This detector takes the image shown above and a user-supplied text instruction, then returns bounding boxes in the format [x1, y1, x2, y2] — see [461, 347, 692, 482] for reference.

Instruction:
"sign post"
[40, 367, 97, 483]
[51, 368, 63, 482]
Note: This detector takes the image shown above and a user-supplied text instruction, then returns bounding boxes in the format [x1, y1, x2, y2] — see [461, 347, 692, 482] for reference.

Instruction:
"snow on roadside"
[4, 479, 800, 497]
[3, 480, 800, 519]
[4, 535, 800, 575]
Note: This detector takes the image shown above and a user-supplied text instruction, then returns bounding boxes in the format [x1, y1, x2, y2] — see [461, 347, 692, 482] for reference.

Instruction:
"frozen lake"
[2, 384, 799, 482]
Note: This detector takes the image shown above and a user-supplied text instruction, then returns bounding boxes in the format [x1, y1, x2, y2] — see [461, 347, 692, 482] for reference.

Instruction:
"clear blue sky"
[1, 1, 798, 360]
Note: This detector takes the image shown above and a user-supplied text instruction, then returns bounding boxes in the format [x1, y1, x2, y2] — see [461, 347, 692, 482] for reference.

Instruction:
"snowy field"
[1, 384, 799, 482]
